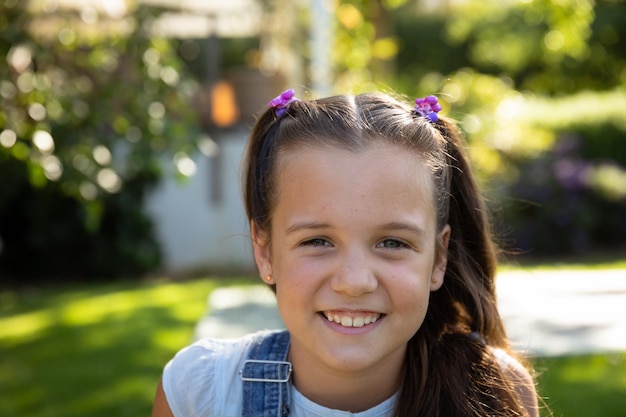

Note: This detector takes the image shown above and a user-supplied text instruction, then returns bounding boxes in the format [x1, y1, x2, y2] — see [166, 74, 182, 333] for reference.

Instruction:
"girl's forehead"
[273, 142, 437, 215]
[272, 141, 436, 235]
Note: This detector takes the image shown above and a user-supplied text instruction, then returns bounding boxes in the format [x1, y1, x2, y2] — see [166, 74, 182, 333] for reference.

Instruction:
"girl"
[152, 90, 540, 417]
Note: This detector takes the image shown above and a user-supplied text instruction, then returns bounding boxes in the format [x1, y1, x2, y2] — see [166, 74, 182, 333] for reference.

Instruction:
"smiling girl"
[151, 90, 540, 417]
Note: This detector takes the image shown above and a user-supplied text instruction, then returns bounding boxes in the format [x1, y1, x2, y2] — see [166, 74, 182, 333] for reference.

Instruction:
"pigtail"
[436, 117, 505, 344]
[393, 116, 529, 417]
[244, 111, 278, 229]
[244, 105, 299, 231]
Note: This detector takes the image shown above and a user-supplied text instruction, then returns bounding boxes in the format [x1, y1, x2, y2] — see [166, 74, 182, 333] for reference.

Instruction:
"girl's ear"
[430, 224, 451, 291]
[251, 221, 273, 282]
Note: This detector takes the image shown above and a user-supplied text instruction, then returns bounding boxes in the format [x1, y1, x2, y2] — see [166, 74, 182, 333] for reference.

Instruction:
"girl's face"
[252, 141, 450, 382]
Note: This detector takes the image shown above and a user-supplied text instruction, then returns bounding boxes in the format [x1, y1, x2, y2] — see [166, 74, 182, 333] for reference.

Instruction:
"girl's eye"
[303, 238, 331, 247]
[377, 239, 409, 250]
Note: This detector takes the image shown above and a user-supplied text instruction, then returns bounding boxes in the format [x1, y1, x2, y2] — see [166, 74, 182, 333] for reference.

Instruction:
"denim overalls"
[236, 330, 494, 417]
[239, 330, 292, 417]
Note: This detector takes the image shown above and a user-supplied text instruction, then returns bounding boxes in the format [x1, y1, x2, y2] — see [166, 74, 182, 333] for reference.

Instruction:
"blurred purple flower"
[553, 157, 591, 190]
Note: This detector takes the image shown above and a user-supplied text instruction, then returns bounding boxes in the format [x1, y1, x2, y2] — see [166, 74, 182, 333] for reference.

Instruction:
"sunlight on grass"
[535, 353, 626, 417]
[0, 281, 220, 340]
[0, 310, 54, 341]
[152, 327, 195, 351]
[0, 276, 251, 417]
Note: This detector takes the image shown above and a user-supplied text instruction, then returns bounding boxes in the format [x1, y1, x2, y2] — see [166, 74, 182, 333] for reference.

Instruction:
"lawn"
[535, 353, 626, 417]
[0, 276, 252, 417]
[1, 263, 625, 417]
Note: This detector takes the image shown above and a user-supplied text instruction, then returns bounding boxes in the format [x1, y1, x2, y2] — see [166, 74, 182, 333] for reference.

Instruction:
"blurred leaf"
[0, 1, 200, 280]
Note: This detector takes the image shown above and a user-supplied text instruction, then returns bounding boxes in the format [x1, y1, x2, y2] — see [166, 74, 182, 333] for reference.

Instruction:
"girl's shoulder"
[490, 346, 533, 381]
[161, 330, 281, 417]
[164, 331, 259, 375]
[490, 346, 522, 369]
[490, 347, 539, 417]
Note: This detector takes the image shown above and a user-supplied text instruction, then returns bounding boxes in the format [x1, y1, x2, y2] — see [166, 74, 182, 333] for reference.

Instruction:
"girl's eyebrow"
[380, 222, 427, 237]
[285, 221, 426, 237]
[285, 221, 331, 235]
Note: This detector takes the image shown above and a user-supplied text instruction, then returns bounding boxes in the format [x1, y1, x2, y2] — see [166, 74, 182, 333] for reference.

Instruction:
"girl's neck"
[288, 348, 404, 412]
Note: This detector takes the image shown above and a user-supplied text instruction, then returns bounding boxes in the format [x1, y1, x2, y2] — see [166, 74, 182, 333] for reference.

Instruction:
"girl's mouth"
[321, 311, 383, 328]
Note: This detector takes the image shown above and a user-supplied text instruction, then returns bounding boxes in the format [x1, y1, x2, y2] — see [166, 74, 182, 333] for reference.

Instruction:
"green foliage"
[0, 2, 200, 281]
[333, 0, 407, 92]
[446, 0, 595, 78]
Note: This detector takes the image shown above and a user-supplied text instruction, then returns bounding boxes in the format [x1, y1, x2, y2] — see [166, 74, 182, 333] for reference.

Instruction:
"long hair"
[243, 92, 531, 416]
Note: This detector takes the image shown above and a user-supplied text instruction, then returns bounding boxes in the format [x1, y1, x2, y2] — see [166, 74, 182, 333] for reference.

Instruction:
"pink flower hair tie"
[268, 88, 300, 117]
[414, 95, 442, 123]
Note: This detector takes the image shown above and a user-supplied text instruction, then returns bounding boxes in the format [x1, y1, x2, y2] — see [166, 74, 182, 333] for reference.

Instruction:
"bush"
[502, 132, 626, 256]
[0, 162, 161, 281]
[0, 2, 199, 283]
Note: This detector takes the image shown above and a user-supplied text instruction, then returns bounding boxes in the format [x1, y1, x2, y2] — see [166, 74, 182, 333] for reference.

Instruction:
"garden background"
[1, 0, 625, 416]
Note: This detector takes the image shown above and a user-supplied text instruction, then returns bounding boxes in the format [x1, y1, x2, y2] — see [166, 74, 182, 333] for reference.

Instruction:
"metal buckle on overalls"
[239, 359, 293, 383]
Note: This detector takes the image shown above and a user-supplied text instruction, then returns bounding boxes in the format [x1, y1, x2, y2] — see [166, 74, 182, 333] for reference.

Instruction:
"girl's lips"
[321, 311, 383, 328]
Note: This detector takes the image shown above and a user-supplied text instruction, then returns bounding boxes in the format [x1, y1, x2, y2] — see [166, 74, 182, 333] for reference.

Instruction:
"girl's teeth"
[325, 312, 380, 328]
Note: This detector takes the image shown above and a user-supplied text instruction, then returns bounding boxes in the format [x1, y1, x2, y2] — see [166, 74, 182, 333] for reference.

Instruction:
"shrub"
[0, 3, 199, 283]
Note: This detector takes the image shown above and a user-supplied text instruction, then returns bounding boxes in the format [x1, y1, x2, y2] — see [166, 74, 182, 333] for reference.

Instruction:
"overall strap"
[240, 330, 292, 417]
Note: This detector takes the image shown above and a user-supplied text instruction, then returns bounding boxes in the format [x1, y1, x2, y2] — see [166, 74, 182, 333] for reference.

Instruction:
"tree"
[0, 1, 200, 281]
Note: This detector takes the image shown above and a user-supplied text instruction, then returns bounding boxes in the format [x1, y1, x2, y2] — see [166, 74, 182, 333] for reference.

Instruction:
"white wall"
[145, 128, 256, 272]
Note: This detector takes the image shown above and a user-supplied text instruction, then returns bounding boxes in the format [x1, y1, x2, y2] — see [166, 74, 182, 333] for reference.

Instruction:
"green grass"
[0, 276, 253, 417]
[535, 353, 626, 417]
[1, 262, 625, 417]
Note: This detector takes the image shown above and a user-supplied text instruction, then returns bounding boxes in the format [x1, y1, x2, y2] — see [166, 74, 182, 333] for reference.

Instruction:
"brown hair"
[243, 92, 532, 416]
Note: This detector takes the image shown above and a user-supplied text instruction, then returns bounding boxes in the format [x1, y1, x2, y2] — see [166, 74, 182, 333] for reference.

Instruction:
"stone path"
[194, 269, 626, 357]
[497, 268, 626, 356]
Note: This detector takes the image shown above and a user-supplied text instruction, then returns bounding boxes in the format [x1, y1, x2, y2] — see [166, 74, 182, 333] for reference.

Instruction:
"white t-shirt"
[162, 331, 397, 417]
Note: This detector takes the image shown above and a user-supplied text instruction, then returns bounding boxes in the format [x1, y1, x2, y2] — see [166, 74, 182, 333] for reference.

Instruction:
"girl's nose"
[330, 248, 378, 296]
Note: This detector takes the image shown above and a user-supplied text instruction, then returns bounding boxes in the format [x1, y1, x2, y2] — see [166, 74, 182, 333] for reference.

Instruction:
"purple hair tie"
[414, 95, 442, 123]
[268, 88, 300, 117]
